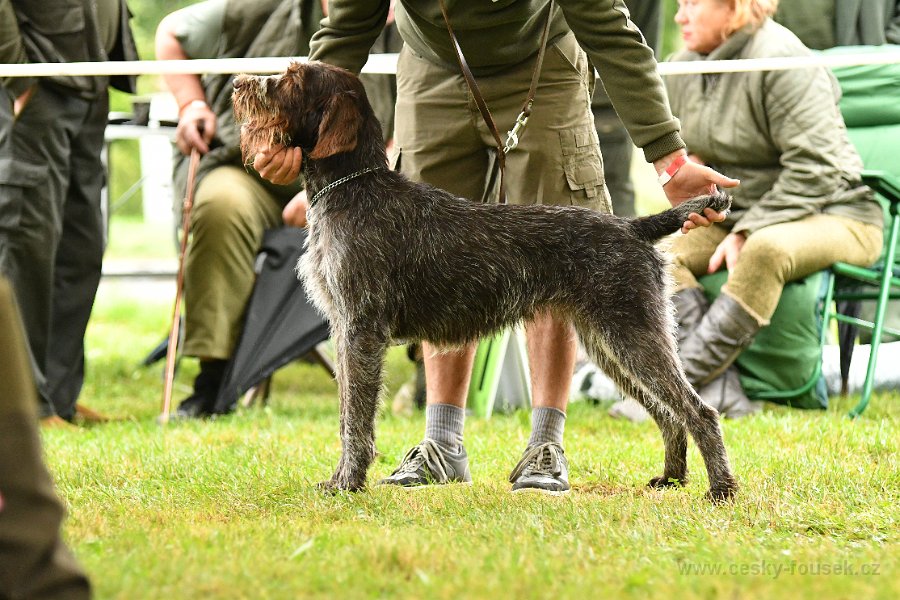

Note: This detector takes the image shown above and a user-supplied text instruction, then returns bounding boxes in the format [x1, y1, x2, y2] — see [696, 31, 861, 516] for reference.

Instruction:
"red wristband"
[658, 154, 687, 187]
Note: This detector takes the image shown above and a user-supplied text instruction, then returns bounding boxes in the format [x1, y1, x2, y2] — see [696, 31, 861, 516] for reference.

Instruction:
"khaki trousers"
[182, 166, 286, 359]
[670, 214, 883, 324]
[392, 32, 612, 213]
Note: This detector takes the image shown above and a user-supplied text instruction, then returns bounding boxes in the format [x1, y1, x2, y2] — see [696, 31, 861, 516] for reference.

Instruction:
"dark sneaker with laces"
[377, 439, 472, 488]
[509, 442, 570, 495]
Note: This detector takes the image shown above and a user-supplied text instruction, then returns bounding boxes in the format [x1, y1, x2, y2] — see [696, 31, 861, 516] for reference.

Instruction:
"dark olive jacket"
[0, 0, 137, 98]
[776, 0, 900, 49]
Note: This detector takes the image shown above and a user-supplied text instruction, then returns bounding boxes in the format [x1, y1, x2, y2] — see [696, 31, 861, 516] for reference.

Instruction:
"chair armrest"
[861, 170, 900, 210]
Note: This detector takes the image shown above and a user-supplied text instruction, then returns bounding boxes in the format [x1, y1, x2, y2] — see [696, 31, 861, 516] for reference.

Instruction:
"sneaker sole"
[511, 486, 570, 496]
[384, 481, 474, 490]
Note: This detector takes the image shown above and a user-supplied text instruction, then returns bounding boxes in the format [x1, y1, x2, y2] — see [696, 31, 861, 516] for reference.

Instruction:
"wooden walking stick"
[160, 147, 201, 423]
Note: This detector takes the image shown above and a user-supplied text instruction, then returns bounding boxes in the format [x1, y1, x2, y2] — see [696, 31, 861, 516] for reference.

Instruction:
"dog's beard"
[233, 87, 293, 165]
[238, 121, 291, 167]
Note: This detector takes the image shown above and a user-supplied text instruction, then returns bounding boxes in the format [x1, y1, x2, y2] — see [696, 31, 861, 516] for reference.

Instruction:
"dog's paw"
[704, 480, 739, 504]
[648, 475, 687, 489]
[316, 477, 365, 494]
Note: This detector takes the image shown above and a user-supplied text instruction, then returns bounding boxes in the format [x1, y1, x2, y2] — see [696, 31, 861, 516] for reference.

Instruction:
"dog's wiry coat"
[233, 61, 738, 501]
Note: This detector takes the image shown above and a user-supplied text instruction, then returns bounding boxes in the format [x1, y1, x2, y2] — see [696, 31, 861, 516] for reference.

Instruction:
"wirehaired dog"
[233, 61, 738, 501]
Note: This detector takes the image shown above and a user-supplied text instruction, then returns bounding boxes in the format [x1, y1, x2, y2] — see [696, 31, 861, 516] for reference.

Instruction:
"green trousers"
[670, 214, 883, 324]
[182, 166, 286, 360]
[0, 278, 90, 599]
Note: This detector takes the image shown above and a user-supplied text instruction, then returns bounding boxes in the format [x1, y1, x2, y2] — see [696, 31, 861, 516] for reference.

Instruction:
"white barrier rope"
[1, 48, 899, 78]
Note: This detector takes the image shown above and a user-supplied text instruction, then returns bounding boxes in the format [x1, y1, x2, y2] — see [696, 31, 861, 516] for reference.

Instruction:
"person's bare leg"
[509, 311, 575, 494]
[423, 342, 477, 409]
[377, 343, 475, 486]
[526, 311, 576, 411]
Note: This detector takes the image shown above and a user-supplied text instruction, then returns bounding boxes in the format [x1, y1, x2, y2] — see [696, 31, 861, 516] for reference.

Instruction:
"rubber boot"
[174, 359, 228, 419]
[678, 293, 763, 418]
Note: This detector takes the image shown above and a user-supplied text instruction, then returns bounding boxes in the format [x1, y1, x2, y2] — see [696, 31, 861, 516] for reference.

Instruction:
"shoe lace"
[508, 442, 564, 483]
[390, 439, 452, 483]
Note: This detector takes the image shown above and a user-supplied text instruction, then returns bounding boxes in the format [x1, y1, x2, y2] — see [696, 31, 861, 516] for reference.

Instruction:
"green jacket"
[665, 19, 884, 236]
[0, 0, 137, 98]
[310, 0, 684, 163]
[173, 0, 322, 201]
[775, 0, 900, 49]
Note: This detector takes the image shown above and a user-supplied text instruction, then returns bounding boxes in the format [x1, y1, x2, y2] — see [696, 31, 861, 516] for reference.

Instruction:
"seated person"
[663, 0, 884, 415]
[157, 0, 398, 418]
[155, 0, 314, 418]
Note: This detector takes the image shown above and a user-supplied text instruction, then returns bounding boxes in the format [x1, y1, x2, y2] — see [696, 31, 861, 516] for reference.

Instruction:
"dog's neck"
[302, 118, 387, 204]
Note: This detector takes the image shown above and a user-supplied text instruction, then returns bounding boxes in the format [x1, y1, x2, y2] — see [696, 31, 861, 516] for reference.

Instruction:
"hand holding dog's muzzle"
[253, 145, 303, 185]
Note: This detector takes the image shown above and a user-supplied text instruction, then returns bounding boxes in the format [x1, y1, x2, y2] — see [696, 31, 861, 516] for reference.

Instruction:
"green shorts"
[391, 32, 612, 213]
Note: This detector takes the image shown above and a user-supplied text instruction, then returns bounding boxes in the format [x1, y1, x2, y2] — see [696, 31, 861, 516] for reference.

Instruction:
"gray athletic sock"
[527, 406, 566, 447]
[424, 403, 465, 453]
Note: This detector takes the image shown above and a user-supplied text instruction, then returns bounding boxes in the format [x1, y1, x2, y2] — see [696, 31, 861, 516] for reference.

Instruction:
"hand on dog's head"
[233, 61, 367, 166]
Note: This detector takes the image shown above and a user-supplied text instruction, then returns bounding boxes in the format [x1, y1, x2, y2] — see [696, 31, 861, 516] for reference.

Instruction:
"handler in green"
[0, 0, 137, 426]
[257, 0, 739, 494]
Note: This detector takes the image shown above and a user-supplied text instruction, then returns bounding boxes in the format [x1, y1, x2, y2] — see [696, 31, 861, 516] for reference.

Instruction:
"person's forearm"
[155, 16, 207, 112]
[309, 0, 390, 73]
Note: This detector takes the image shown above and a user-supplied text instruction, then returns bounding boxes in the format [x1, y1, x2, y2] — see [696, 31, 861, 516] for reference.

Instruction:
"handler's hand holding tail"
[654, 151, 739, 234]
[253, 145, 303, 185]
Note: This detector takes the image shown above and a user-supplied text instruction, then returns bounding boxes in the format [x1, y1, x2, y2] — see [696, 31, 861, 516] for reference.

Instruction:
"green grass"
[41, 279, 899, 599]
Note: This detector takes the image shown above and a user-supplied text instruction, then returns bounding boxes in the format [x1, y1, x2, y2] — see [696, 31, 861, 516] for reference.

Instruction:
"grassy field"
[39, 275, 899, 600]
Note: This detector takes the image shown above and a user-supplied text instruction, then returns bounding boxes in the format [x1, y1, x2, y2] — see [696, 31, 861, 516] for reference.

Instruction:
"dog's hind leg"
[321, 324, 388, 492]
[575, 290, 737, 502]
[608, 327, 738, 501]
[577, 327, 688, 489]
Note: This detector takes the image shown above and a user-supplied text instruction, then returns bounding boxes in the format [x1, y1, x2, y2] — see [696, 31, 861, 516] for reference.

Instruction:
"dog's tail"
[628, 192, 732, 242]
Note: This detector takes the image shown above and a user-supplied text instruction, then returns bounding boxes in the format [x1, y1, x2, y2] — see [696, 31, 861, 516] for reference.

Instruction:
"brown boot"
[73, 403, 111, 424]
[39, 415, 79, 429]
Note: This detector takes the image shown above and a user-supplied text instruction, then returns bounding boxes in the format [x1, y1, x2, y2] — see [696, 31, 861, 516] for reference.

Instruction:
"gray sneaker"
[377, 439, 472, 488]
[509, 442, 570, 495]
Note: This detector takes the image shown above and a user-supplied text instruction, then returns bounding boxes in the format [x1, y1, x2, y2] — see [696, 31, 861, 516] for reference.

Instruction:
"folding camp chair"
[822, 170, 900, 417]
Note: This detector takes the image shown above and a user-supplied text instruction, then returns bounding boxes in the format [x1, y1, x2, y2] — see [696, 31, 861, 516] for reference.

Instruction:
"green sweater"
[309, 0, 684, 163]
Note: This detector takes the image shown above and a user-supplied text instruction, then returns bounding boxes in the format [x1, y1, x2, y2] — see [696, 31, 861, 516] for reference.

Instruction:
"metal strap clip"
[504, 111, 530, 153]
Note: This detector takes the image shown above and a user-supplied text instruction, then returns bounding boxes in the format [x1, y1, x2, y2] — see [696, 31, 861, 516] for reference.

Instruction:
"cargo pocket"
[0, 158, 47, 230]
[559, 126, 611, 212]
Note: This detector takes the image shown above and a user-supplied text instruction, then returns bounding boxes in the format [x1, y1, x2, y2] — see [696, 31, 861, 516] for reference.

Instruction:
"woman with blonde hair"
[663, 0, 885, 416]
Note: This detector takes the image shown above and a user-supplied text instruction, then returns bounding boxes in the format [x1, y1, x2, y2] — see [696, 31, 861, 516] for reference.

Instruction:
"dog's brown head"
[233, 61, 370, 165]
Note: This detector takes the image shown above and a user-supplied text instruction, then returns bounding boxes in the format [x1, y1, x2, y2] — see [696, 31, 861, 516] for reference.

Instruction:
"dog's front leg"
[319, 324, 387, 493]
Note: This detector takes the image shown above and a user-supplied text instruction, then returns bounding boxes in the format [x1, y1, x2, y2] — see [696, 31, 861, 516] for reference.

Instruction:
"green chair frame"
[821, 170, 900, 417]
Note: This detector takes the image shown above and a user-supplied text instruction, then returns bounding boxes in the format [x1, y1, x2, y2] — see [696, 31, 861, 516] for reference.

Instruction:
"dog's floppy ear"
[308, 93, 362, 159]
